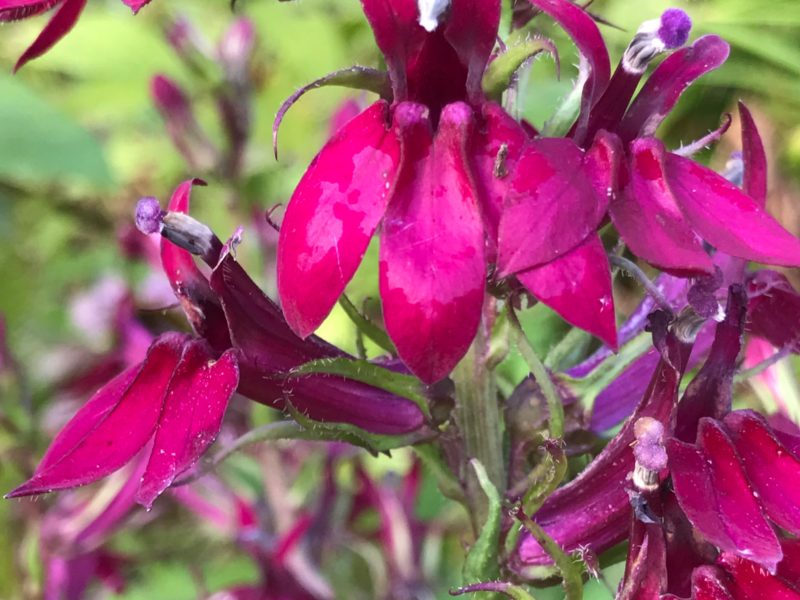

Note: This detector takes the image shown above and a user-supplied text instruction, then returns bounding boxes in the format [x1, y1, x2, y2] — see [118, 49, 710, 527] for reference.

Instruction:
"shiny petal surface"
[724, 410, 800, 535]
[498, 138, 608, 276]
[746, 270, 800, 352]
[8, 334, 186, 497]
[739, 102, 767, 207]
[619, 36, 730, 141]
[517, 235, 616, 347]
[666, 153, 800, 268]
[526, 0, 610, 139]
[277, 101, 400, 338]
[380, 102, 485, 383]
[718, 554, 800, 599]
[136, 342, 239, 508]
[670, 418, 782, 572]
[613, 138, 713, 275]
[14, 0, 86, 71]
[469, 102, 528, 255]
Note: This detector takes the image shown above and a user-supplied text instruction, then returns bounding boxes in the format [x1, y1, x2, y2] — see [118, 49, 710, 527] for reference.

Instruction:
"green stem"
[507, 306, 564, 439]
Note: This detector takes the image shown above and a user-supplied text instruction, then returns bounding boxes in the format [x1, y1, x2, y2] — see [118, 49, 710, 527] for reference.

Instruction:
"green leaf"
[483, 38, 559, 101]
[338, 295, 397, 355]
[290, 357, 431, 419]
[0, 75, 112, 188]
[463, 460, 503, 584]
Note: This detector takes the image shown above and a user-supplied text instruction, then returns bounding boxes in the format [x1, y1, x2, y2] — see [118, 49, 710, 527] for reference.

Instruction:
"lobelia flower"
[7, 180, 424, 509]
[274, 0, 614, 382]
[1, 0, 151, 71]
[497, 1, 800, 346]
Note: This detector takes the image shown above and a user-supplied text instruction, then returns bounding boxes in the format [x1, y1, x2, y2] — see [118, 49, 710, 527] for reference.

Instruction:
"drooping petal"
[517, 235, 616, 347]
[469, 102, 528, 257]
[666, 153, 800, 268]
[13, 0, 86, 72]
[618, 35, 730, 141]
[717, 554, 800, 599]
[136, 342, 239, 508]
[526, 0, 610, 140]
[277, 101, 400, 338]
[497, 138, 609, 276]
[380, 102, 485, 383]
[669, 418, 782, 572]
[211, 252, 425, 434]
[7, 334, 187, 497]
[738, 102, 767, 208]
[674, 286, 746, 442]
[612, 138, 713, 275]
[746, 270, 800, 352]
[723, 410, 800, 536]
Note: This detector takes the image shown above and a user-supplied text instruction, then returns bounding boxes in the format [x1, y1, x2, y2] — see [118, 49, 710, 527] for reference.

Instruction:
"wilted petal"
[469, 102, 528, 255]
[717, 553, 800, 599]
[380, 102, 485, 383]
[8, 334, 186, 497]
[723, 410, 800, 536]
[526, 0, 610, 139]
[613, 138, 713, 275]
[745, 270, 800, 352]
[666, 154, 800, 268]
[516, 235, 616, 348]
[669, 418, 782, 572]
[277, 101, 400, 338]
[619, 36, 730, 141]
[498, 138, 608, 276]
[136, 342, 239, 508]
[14, 0, 86, 71]
[739, 102, 767, 207]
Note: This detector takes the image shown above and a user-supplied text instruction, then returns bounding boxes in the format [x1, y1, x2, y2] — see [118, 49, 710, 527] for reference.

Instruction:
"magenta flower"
[276, 0, 536, 383]
[1, 0, 151, 71]
[498, 1, 800, 344]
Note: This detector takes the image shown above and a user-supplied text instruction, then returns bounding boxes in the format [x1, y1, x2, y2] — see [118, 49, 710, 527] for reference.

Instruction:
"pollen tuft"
[135, 197, 164, 235]
[658, 8, 692, 49]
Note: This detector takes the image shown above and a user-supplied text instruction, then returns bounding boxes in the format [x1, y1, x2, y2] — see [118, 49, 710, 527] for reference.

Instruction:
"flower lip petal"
[380, 101, 485, 383]
[277, 100, 401, 339]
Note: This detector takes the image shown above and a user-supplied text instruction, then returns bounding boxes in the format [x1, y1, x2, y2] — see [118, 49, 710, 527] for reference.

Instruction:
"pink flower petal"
[689, 566, 736, 600]
[526, 0, 610, 141]
[121, 0, 150, 14]
[718, 554, 800, 599]
[0, 0, 60, 22]
[277, 101, 400, 338]
[739, 102, 767, 207]
[7, 334, 187, 497]
[666, 153, 800, 268]
[14, 0, 86, 71]
[443, 0, 501, 100]
[497, 138, 608, 276]
[517, 235, 616, 348]
[380, 102, 485, 383]
[619, 36, 730, 141]
[746, 270, 800, 352]
[136, 342, 238, 508]
[723, 410, 800, 536]
[613, 138, 713, 275]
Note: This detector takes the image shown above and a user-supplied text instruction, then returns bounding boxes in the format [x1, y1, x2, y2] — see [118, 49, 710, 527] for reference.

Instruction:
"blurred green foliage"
[0, 0, 798, 598]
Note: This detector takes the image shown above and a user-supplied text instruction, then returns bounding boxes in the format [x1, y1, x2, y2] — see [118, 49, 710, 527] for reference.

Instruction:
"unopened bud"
[622, 8, 692, 74]
[632, 417, 667, 491]
[417, 0, 451, 32]
[218, 18, 255, 75]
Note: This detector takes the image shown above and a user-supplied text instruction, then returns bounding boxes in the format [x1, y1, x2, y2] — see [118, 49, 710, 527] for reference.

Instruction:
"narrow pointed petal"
[674, 286, 746, 442]
[619, 36, 730, 141]
[136, 343, 239, 508]
[723, 410, 800, 536]
[666, 153, 800, 268]
[670, 418, 782, 572]
[497, 138, 608, 276]
[469, 102, 528, 255]
[746, 270, 800, 352]
[517, 235, 616, 347]
[739, 102, 767, 207]
[7, 334, 186, 497]
[277, 101, 400, 338]
[612, 138, 713, 275]
[444, 0, 501, 100]
[13, 0, 86, 71]
[517, 316, 691, 566]
[526, 0, 610, 140]
[380, 102, 485, 383]
[211, 253, 424, 434]
[718, 554, 800, 599]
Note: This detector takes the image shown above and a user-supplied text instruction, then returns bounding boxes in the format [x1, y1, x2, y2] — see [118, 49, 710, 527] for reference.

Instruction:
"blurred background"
[0, 0, 799, 597]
